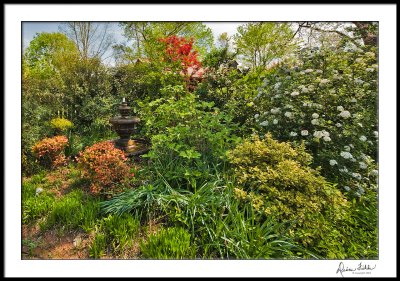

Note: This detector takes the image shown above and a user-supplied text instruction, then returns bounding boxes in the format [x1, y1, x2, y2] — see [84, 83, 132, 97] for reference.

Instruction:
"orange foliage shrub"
[31, 135, 68, 168]
[77, 141, 132, 195]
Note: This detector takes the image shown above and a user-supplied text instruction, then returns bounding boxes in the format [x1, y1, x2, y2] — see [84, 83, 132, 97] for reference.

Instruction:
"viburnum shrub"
[251, 46, 378, 198]
[31, 135, 68, 169]
[77, 141, 132, 195]
[159, 35, 203, 91]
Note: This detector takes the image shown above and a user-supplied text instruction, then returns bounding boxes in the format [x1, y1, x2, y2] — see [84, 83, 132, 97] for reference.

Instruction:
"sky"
[22, 22, 241, 65]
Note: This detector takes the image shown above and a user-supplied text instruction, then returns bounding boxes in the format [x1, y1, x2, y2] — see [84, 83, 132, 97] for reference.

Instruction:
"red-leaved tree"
[159, 35, 204, 91]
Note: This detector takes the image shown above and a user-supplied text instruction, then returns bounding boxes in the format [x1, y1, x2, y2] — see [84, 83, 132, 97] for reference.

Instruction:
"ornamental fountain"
[109, 98, 150, 157]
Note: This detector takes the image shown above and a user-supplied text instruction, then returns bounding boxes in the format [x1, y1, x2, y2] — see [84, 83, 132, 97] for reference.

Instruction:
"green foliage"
[111, 62, 184, 103]
[234, 22, 296, 69]
[100, 183, 174, 222]
[140, 227, 195, 259]
[196, 64, 264, 136]
[227, 134, 350, 255]
[138, 90, 239, 189]
[42, 189, 100, 231]
[23, 32, 79, 78]
[101, 170, 304, 259]
[22, 175, 56, 224]
[89, 232, 107, 259]
[89, 213, 140, 258]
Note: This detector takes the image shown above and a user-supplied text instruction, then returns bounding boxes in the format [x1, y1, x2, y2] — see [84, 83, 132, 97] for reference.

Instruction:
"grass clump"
[140, 227, 195, 259]
[89, 213, 141, 259]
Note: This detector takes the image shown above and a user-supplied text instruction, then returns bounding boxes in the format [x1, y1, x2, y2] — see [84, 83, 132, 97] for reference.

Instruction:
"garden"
[21, 22, 378, 260]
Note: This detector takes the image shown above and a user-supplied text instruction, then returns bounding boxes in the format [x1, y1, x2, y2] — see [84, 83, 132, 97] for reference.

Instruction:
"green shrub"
[50, 117, 74, 134]
[140, 227, 195, 259]
[226, 133, 349, 254]
[139, 90, 239, 190]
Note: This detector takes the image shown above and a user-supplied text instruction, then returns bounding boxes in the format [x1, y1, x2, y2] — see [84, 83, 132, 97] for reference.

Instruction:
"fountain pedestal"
[109, 99, 149, 156]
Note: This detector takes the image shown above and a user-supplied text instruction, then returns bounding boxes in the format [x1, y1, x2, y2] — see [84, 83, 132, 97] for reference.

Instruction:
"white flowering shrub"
[252, 46, 378, 196]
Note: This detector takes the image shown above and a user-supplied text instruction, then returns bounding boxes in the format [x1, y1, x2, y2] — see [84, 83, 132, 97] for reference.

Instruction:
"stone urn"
[109, 98, 140, 151]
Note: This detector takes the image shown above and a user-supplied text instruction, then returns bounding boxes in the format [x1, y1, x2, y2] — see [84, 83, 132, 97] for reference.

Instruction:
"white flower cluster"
[336, 123, 342, 128]
[373, 131, 378, 138]
[359, 135, 367, 142]
[370, 170, 378, 177]
[366, 68, 375, 72]
[354, 78, 364, 84]
[339, 166, 348, 173]
[315, 69, 323, 74]
[274, 82, 282, 90]
[260, 120, 269, 127]
[343, 145, 351, 152]
[304, 69, 314, 73]
[319, 79, 330, 86]
[284, 112, 293, 119]
[290, 132, 298, 137]
[339, 110, 351, 119]
[311, 119, 319, 125]
[299, 85, 309, 93]
[352, 172, 362, 180]
[343, 186, 351, 192]
[313, 130, 330, 141]
[254, 114, 259, 119]
[303, 102, 312, 107]
[329, 159, 338, 166]
[273, 119, 278, 124]
[359, 162, 368, 169]
[270, 108, 280, 114]
[350, 98, 357, 103]
[337, 106, 344, 112]
[365, 52, 375, 58]
[333, 74, 341, 80]
[312, 103, 323, 109]
[291, 91, 300, 97]
[340, 151, 353, 159]
[312, 113, 319, 119]
[301, 130, 309, 136]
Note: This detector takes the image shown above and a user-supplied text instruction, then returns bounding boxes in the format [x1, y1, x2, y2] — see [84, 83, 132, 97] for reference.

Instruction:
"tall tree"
[60, 22, 115, 62]
[116, 22, 214, 63]
[234, 22, 295, 69]
[293, 22, 378, 49]
[24, 32, 79, 77]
